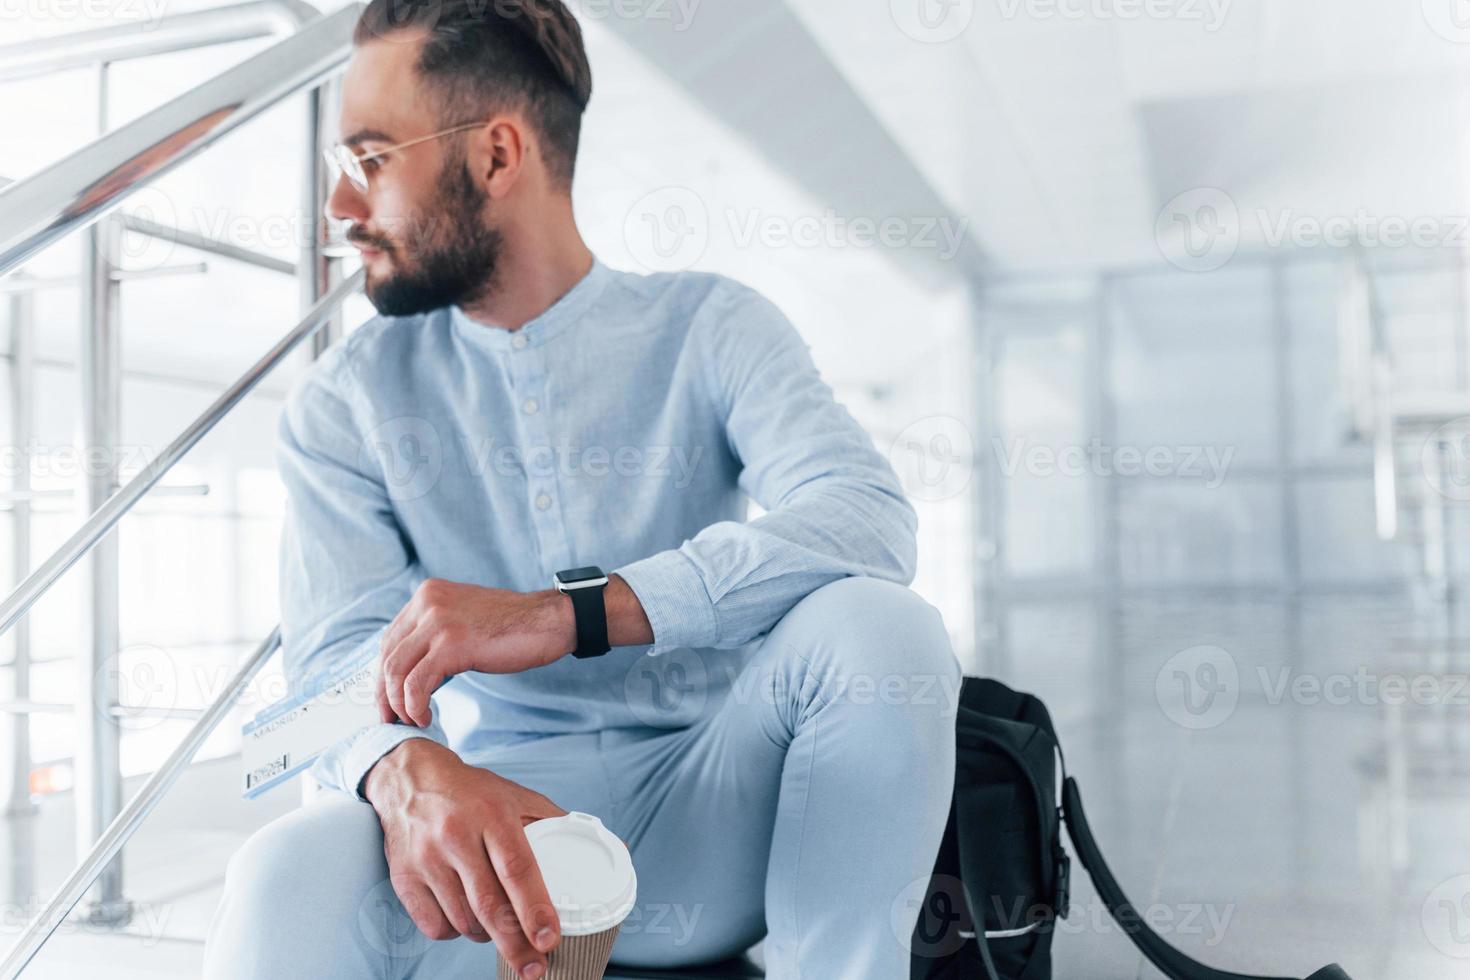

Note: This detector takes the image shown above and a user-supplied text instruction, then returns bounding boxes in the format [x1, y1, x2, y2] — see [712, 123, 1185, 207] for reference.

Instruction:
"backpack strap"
[1061, 777, 1353, 980]
[973, 925, 1003, 980]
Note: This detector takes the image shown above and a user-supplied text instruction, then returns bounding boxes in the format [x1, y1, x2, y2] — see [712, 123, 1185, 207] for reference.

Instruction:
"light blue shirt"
[277, 256, 918, 800]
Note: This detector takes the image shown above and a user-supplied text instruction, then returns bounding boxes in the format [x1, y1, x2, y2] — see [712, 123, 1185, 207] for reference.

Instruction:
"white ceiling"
[785, 0, 1470, 271]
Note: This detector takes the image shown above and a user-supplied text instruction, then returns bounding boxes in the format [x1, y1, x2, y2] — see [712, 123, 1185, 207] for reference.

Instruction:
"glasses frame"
[323, 121, 485, 192]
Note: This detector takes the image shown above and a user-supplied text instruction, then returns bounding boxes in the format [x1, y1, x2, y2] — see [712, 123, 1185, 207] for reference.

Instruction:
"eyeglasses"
[323, 122, 484, 192]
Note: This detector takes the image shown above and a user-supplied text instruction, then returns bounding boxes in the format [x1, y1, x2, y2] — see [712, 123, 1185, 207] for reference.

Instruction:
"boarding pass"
[241, 645, 380, 799]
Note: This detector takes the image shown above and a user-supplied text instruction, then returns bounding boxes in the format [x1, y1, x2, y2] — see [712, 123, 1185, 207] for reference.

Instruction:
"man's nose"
[325, 172, 367, 225]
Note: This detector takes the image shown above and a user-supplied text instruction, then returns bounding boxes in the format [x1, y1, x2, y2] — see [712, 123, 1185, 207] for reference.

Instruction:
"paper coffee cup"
[496, 811, 637, 980]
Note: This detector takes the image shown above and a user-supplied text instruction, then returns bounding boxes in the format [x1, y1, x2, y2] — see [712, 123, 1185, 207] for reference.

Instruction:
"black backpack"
[911, 677, 1353, 980]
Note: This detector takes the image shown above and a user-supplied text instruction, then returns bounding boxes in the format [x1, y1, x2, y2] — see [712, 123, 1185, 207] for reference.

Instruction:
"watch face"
[556, 565, 605, 584]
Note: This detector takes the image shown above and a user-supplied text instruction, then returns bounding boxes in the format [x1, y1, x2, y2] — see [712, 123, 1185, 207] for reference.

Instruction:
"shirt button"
[535, 493, 553, 511]
[511, 334, 528, 350]
[523, 398, 540, 415]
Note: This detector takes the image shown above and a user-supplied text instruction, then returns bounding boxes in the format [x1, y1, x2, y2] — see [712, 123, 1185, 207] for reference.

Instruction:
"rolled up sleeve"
[615, 285, 917, 657]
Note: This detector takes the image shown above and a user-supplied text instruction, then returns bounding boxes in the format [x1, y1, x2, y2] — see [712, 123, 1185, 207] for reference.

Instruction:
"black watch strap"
[564, 581, 610, 659]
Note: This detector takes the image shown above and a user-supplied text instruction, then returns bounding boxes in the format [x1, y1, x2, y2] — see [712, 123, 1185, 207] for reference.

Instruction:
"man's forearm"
[362, 571, 654, 799]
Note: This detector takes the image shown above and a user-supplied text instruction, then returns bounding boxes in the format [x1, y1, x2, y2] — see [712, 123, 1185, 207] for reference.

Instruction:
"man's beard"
[356, 152, 503, 318]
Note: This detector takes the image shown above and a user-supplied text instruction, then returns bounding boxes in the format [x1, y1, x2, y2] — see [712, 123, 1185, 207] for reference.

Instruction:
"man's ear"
[471, 117, 527, 199]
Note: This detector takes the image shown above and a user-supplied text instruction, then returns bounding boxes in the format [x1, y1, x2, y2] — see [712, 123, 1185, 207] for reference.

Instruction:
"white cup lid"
[524, 812, 637, 936]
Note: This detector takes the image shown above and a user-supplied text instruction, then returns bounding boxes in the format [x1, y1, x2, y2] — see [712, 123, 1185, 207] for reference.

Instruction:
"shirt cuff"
[329, 721, 446, 803]
[613, 548, 719, 656]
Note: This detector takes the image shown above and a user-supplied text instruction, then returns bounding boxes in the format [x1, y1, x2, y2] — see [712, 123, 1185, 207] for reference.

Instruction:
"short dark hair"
[354, 0, 593, 188]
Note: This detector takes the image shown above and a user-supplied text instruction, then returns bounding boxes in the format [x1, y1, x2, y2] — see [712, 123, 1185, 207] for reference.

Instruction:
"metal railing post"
[74, 61, 132, 927]
[305, 79, 345, 360]
[2, 276, 36, 818]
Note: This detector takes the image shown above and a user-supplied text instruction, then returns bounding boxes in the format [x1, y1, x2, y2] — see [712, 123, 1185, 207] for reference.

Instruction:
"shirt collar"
[449, 255, 612, 352]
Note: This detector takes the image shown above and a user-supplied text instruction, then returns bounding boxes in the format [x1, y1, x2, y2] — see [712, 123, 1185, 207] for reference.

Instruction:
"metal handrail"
[0, 3, 361, 277]
[1, 175, 298, 278]
[0, 0, 318, 83]
[0, 268, 363, 641]
[0, 700, 208, 721]
[119, 213, 298, 277]
[0, 628, 282, 980]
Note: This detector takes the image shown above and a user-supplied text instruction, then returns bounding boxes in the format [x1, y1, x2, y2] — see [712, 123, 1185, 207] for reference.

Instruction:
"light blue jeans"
[203, 577, 961, 979]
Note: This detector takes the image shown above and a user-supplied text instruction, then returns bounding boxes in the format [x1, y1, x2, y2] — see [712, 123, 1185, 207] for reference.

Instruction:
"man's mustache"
[346, 228, 395, 252]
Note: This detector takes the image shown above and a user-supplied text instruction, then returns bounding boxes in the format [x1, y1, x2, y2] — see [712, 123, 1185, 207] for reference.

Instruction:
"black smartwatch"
[554, 566, 611, 659]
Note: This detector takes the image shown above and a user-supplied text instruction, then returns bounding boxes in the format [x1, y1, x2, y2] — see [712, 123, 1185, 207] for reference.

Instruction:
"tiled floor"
[2, 593, 1468, 978]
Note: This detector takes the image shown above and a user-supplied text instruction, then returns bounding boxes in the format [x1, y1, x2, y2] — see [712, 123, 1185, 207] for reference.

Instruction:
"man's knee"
[206, 797, 416, 977]
[765, 576, 958, 805]
[759, 576, 963, 758]
[777, 576, 960, 685]
[223, 796, 379, 898]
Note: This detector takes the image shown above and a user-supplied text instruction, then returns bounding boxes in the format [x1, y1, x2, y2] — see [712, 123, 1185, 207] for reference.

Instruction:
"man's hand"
[364, 738, 568, 978]
[377, 579, 575, 726]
